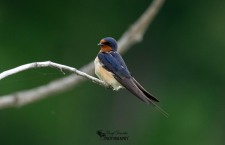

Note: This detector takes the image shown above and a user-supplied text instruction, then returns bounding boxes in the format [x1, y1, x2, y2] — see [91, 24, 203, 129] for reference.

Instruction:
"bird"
[94, 37, 168, 116]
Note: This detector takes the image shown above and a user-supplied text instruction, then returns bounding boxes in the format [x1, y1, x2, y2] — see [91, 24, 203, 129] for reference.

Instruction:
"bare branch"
[0, 61, 108, 87]
[0, 0, 165, 109]
[118, 0, 165, 53]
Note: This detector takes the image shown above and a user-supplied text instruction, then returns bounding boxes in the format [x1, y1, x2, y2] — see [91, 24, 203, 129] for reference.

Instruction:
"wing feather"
[132, 78, 159, 102]
[113, 75, 151, 103]
[98, 52, 156, 103]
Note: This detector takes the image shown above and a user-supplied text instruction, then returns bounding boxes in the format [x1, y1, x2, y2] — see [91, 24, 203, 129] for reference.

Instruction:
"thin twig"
[0, 61, 108, 87]
[0, 0, 165, 109]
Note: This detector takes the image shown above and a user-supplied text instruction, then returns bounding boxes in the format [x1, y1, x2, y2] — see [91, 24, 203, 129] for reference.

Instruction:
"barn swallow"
[94, 37, 168, 116]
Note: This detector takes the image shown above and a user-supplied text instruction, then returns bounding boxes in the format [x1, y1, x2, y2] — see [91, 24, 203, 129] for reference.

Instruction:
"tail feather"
[132, 78, 159, 102]
[132, 78, 169, 117]
[114, 76, 169, 117]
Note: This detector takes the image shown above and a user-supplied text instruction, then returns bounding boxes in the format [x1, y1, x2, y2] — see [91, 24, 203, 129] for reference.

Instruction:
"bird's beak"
[98, 43, 104, 46]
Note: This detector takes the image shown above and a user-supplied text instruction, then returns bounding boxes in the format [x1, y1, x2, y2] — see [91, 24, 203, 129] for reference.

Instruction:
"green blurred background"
[0, 0, 224, 144]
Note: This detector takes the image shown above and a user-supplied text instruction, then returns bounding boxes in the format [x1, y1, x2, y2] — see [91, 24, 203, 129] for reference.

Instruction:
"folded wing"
[98, 52, 159, 104]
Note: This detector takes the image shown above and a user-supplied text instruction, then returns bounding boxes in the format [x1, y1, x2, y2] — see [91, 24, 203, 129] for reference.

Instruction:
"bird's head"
[98, 37, 118, 52]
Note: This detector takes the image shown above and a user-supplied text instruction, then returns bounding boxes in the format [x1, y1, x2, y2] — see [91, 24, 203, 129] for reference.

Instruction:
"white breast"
[94, 57, 123, 90]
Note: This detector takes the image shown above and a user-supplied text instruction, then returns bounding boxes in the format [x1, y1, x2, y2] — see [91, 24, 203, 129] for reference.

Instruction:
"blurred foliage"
[0, 0, 225, 145]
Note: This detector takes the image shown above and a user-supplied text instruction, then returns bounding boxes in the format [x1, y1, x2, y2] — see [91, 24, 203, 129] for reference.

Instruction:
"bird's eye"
[104, 42, 111, 45]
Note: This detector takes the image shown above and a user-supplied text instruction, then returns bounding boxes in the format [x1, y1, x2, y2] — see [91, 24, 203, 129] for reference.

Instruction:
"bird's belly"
[94, 57, 123, 90]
